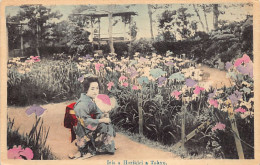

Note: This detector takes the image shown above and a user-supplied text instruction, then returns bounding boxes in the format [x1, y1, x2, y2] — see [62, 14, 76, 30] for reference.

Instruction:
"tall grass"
[8, 59, 82, 106]
[7, 117, 56, 160]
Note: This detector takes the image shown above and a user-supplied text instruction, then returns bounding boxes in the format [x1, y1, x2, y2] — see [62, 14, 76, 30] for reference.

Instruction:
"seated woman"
[70, 75, 116, 159]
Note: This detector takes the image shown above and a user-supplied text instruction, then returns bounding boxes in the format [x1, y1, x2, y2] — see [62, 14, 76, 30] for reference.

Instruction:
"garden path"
[7, 101, 179, 160]
[7, 65, 231, 161]
[198, 64, 232, 89]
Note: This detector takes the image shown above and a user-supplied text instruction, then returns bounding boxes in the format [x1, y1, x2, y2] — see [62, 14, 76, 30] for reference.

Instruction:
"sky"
[5, 3, 253, 39]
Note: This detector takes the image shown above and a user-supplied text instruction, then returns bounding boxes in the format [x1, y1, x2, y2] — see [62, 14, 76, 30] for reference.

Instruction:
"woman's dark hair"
[83, 76, 100, 92]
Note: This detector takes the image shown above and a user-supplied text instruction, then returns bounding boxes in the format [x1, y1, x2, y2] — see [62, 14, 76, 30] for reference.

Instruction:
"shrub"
[114, 42, 129, 59]
[132, 38, 154, 56]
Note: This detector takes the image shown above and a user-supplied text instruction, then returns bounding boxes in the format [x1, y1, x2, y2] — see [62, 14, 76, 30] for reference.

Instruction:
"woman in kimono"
[70, 75, 115, 159]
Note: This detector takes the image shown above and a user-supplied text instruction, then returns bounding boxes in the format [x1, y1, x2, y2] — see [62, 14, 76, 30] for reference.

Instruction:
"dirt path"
[7, 101, 179, 160]
[198, 65, 232, 89]
[7, 65, 231, 160]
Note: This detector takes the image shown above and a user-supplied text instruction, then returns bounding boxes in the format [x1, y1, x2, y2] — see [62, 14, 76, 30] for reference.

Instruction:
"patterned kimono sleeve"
[74, 100, 99, 131]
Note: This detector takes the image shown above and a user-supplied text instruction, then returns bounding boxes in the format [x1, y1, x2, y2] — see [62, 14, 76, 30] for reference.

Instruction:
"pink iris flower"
[193, 86, 205, 95]
[171, 90, 181, 100]
[122, 82, 129, 87]
[119, 75, 128, 82]
[235, 107, 246, 113]
[8, 145, 34, 160]
[107, 82, 114, 90]
[234, 54, 251, 67]
[212, 122, 226, 131]
[209, 99, 218, 108]
[132, 85, 139, 90]
[95, 63, 104, 72]
[30, 56, 40, 62]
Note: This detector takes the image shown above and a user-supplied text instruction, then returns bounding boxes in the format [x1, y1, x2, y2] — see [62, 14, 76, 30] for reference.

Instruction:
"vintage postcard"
[0, 0, 259, 165]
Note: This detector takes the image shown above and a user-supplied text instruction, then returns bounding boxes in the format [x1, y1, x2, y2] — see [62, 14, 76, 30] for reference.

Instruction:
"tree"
[201, 4, 210, 33]
[147, 4, 172, 41]
[68, 6, 94, 56]
[46, 20, 71, 46]
[6, 15, 21, 50]
[158, 6, 195, 41]
[147, 4, 154, 40]
[213, 4, 220, 30]
[158, 10, 177, 41]
[10, 5, 63, 56]
[192, 4, 205, 32]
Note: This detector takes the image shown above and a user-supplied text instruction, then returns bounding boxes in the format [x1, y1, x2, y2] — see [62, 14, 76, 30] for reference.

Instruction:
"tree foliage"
[6, 5, 63, 56]
[157, 7, 196, 41]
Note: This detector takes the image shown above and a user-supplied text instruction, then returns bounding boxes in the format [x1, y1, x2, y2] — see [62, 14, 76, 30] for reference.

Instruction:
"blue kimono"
[73, 93, 115, 155]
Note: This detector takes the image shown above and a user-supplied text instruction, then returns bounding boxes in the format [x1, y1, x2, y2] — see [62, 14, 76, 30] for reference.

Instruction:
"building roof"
[74, 5, 137, 17]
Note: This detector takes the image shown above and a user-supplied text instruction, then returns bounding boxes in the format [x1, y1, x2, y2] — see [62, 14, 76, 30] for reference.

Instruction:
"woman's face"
[86, 82, 99, 99]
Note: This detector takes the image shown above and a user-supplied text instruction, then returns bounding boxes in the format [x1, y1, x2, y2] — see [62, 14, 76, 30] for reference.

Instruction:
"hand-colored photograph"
[1, 1, 258, 164]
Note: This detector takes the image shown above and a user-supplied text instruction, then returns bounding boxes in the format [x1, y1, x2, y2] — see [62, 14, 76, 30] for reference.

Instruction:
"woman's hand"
[99, 117, 111, 123]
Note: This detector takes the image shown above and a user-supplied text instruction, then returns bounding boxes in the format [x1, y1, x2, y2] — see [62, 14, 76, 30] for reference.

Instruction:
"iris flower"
[95, 63, 104, 72]
[236, 62, 253, 78]
[150, 68, 166, 79]
[122, 82, 129, 87]
[169, 72, 185, 81]
[26, 105, 46, 116]
[212, 122, 226, 131]
[209, 99, 219, 108]
[8, 145, 34, 160]
[158, 77, 167, 87]
[137, 76, 149, 85]
[185, 78, 197, 87]
[83, 54, 93, 60]
[127, 67, 138, 78]
[119, 75, 128, 82]
[30, 56, 40, 62]
[228, 90, 242, 105]
[208, 89, 216, 98]
[225, 62, 233, 70]
[193, 86, 205, 95]
[132, 85, 139, 90]
[78, 76, 84, 83]
[171, 90, 181, 100]
[107, 82, 114, 90]
[235, 107, 246, 113]
[234, 54, 251, 67]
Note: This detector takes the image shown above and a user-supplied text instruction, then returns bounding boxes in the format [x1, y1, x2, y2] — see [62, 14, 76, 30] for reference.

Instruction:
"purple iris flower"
[225, 62, 233, 70]
[236, 62, 253, 78]
[228, 90, 242, 105]
[127, 67, 138, 78]
[208, 89, 216, 98]
[26, 105, 46, 116]
[158, 77, 167, 87]
[185, 78, 197, 87]
[83, 54, 93, 60]
[78, 76, 84, 83]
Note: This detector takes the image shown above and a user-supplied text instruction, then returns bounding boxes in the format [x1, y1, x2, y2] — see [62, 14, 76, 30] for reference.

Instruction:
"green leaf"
[150, 68, 166, 79]
[242, 87, 251, 94]
[169, 72, 185, 81]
